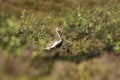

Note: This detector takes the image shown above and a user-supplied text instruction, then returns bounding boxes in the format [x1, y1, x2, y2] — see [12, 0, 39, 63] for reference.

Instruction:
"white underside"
[44, 39, 62, 50]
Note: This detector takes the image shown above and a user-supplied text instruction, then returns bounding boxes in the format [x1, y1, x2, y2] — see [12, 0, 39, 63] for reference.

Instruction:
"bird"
[44, 27, 62, 50]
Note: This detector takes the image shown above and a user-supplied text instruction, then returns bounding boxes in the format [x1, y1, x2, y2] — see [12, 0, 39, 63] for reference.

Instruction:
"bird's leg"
[53, 48, 60, 58]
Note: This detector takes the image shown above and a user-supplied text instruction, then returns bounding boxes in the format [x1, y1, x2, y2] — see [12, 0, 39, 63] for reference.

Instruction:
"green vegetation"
[0, 0, 120, 80]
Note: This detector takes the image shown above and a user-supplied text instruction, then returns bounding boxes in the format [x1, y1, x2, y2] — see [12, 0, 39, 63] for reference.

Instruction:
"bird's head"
[55, 27, 62, 33]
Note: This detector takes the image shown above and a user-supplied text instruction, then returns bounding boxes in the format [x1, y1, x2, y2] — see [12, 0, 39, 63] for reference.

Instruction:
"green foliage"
[0, 0, 120, 80]
[52, 4, 120, 57]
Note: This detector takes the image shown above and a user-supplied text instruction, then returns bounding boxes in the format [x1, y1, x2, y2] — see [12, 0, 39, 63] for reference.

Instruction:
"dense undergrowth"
[0, 0, 120, 80]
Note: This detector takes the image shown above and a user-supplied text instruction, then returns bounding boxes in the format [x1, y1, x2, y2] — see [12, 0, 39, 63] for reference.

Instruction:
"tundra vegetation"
[0, 0, 120, 80]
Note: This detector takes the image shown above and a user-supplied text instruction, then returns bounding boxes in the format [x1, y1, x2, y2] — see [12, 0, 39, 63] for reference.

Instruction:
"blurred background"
[0, 0, 120, 80]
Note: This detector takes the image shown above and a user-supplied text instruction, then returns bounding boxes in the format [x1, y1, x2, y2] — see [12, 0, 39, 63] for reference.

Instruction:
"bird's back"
[45, 39, 62, 50]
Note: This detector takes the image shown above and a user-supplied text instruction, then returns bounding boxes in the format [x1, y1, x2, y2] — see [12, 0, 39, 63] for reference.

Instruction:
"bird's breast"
[55, 40, 62, 48]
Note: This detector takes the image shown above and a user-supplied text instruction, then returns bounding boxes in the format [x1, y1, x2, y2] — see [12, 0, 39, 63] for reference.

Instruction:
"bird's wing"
[44, 40, 62, 50]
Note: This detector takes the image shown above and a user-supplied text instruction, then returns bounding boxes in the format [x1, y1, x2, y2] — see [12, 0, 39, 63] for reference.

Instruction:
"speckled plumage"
[44, 27, 62, 50]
